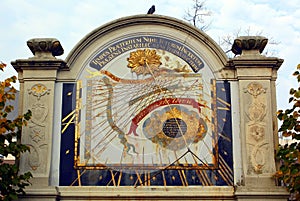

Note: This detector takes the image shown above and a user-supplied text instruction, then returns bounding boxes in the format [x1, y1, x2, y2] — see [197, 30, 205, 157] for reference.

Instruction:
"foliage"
[0, 62, 32, 201]
[275, 64, 300, 200]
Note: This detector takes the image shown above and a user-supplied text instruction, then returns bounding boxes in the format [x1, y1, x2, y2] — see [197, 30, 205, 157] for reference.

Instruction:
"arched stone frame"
[58, 15, 228, 81]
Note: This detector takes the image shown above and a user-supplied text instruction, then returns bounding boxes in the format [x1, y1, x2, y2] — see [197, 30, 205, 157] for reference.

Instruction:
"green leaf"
[293, 134, 300, 140]
[290, 88, 296, 95]
[276, 64, 300, 196]
[0, 63, 32, 200]
[295, 90, 300, 98]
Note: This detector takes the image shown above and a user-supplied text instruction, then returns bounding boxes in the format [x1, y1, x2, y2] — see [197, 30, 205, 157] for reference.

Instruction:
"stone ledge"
[17, 186, 290, 201]
[58, 186, 235, 200]
[235, 186, 289, 201]
[11, 59, 69, 71]
[17, 186, 58, 201]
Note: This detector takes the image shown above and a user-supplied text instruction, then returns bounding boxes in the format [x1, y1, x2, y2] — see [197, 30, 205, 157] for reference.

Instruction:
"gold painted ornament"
[127, 49, 162, 75]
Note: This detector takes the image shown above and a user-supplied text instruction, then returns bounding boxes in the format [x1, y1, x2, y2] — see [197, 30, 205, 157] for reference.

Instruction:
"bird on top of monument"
[147, 5, 155, 14]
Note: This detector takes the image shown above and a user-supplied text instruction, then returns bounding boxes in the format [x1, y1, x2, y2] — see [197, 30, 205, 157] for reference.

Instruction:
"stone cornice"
[223, 56, 283, 80]
[11, 59, 68, 71]
[11, 38, 69, 72]
[226, 57, 284, 69]
[228, 36, 284, 77]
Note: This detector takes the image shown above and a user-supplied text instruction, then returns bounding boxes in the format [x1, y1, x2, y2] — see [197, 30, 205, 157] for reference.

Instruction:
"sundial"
[60, 34, 233, 186]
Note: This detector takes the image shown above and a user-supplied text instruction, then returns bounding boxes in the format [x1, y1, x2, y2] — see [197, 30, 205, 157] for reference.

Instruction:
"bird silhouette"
[147, 5, 155, 14]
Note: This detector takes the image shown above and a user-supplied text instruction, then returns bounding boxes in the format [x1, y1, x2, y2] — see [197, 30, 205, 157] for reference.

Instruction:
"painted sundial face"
[76, 35, 215, 171]
[60, 34, 233, 186]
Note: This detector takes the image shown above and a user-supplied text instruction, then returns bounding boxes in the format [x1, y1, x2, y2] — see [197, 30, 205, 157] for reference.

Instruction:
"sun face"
[127, 49, 162, 76]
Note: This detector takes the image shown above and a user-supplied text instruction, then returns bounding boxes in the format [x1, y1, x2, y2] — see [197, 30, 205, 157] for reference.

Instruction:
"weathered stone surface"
[11, 39, 66, 188]
[231, 36, 268, 56]
[27, 38, 64, 58]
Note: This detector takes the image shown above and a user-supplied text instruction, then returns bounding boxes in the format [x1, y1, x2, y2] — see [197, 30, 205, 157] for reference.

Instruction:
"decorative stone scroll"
[244, 82, 269, 174]
[26, 83, 50, 171]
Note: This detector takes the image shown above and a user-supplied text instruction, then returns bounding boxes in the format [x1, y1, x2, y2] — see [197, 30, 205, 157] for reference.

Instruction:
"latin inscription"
[90, 36, 204, 72]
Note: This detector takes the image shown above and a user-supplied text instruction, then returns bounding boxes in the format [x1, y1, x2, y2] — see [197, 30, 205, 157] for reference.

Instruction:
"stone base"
[17, 186, 58, 201]
[28, 177, 50, 187]
[17, 186, 289, 201]
[235, 186, 289, 201]
[244, 175, 276, 188]
[58, 186, 235, 201]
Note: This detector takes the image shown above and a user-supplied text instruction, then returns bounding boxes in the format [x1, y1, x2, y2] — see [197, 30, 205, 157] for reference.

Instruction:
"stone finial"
[27, 38, 64, 59]
[231, 36, 268, 56]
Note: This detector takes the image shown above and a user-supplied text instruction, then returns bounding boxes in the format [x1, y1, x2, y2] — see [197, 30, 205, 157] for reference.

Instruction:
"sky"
[0, 0, 299, 110]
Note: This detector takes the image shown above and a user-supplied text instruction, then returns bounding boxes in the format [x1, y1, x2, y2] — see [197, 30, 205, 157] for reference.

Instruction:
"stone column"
[228, 36, 288, 200]
[11, 38, 67, 199]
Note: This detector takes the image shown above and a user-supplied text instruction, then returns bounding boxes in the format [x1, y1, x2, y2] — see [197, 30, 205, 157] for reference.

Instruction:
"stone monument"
[11, 15, 288, 200]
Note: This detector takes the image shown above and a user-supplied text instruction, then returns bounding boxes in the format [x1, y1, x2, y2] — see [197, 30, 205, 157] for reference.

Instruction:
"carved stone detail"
[26, 83, 49, 171]
[27, 38, 64, 58]
[27, 145, 40, 170]
[245, 82, 269, 174]
[244, 82, 266, 98]
[247, 102, 266, 122]
[30, 102, 48, 126]
[231, 36, 268, 56]
[247, 123, 269, 174]
[29, 125, 45, 143]
[249, 125, 265, 142]
[28, 84, 50, 100]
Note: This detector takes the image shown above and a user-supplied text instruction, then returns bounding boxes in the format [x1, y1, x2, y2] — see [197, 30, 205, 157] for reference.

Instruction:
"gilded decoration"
[77, 47, 213, 170]
[63, 35, 233, 187]
[127, 49, 162, 75]
[28, 84, 50, 100]
[143, 106, 207, 150]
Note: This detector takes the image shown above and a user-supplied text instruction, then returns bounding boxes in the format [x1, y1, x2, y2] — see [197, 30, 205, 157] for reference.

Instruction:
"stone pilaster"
[11, 38, 67, 188]
[228, 36, 287, 200]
